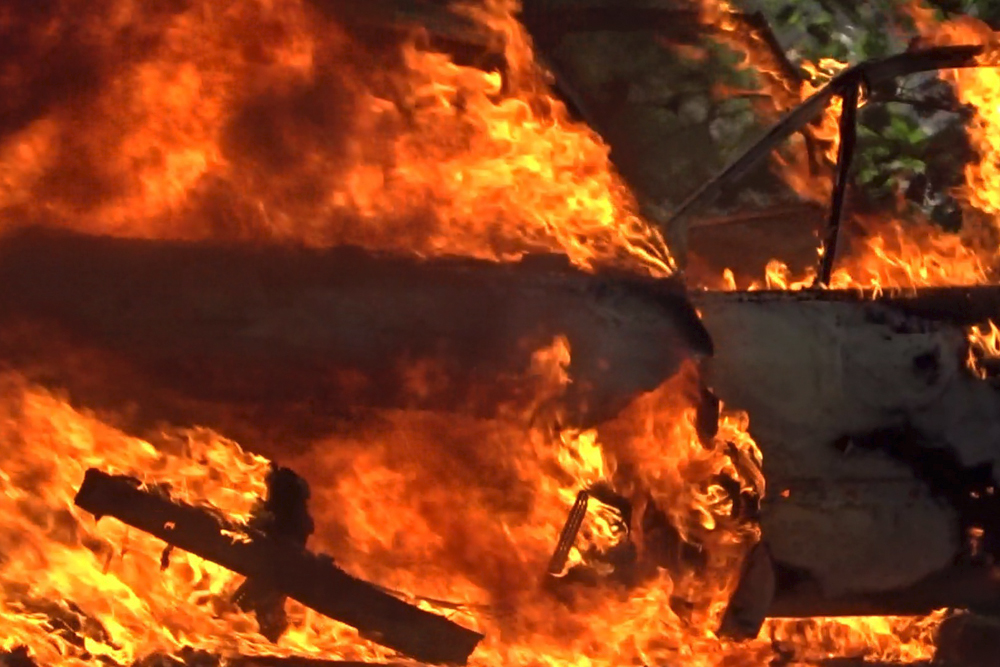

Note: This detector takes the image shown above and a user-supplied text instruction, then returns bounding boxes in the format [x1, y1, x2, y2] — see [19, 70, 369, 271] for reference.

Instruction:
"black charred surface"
[837, 426, 1000, 561]
[638, 500, 708, 575]
[0, 648, 37, 667]
[935, 613, 1000, 667]
[74, 468, 483, 665]
[761, 426, 1000, 618]
[232, 465, 316, 642]
[695, 384, 721, 444]
[0, 228, 709, 435]
[768, 562, 1000, 617]
[718, 542, 775, 640]
[253, 465, 316, 546]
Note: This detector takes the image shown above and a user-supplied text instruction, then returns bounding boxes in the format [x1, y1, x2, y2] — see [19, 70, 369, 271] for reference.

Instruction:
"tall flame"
[0, 0, 671, 274]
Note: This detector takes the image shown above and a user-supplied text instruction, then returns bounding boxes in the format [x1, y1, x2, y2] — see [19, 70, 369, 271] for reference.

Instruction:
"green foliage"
[749, 0, 971, 217]
[854, 112, 929, 202]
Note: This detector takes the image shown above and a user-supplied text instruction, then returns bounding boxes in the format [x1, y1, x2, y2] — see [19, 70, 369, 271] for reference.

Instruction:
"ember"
[2, 0, 1000, 666]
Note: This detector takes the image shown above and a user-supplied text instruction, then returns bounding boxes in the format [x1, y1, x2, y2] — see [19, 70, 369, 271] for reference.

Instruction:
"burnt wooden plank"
[73, 469, 483, 665]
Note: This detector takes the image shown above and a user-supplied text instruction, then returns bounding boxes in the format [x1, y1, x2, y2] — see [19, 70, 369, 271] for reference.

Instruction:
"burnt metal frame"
[663, 45, 989, 286]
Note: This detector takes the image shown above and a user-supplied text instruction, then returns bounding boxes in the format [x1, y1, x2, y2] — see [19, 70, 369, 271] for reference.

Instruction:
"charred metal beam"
[546, 490, 590, 576]
[664, 80, 837, 240]
[816, 79, 860, 286]
[691, 284, 1000, 326]
[74, 469, 483, 665]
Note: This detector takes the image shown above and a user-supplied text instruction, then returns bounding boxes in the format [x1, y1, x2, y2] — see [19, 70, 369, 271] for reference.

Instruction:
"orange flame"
[765, 610, 946, 664]
[702, 1, 851, 203]
[0, 349, 774, 667]
[0, 3, 766, 647]
[0, 0, 752, 663]
[0, 0, 672, 275]
[967, 320, 1000, 377]
[0, 0, 986, 664]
